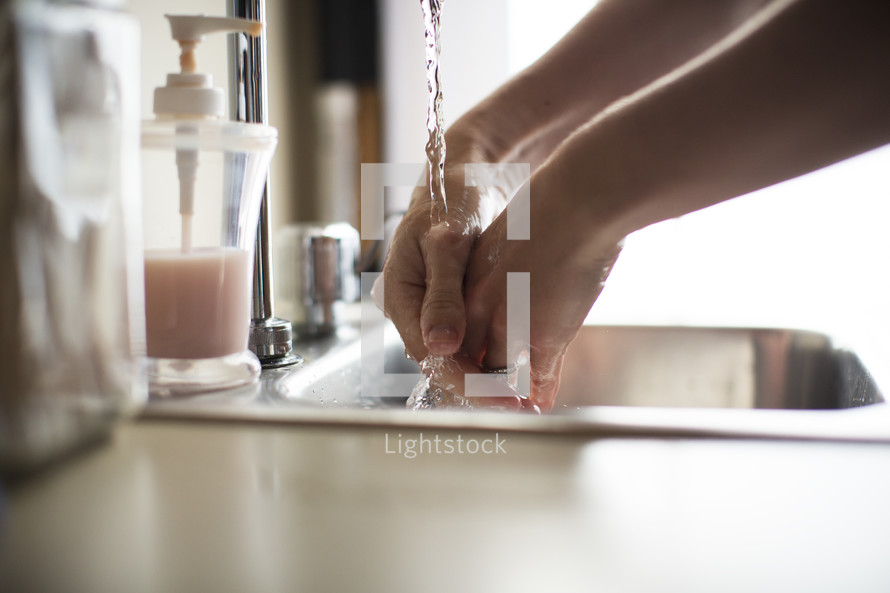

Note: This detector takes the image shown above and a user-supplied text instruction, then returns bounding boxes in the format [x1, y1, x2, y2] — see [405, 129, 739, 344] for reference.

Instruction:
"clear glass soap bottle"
[142, 15, 277, 396]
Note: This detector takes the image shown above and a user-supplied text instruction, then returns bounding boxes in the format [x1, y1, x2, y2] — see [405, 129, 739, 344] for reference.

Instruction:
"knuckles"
[423, 223, 472, 251]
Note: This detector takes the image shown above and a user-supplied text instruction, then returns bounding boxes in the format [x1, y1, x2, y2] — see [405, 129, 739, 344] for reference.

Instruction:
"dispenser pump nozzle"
[153, 14, 263, 119]
[166, 15, 263, 43]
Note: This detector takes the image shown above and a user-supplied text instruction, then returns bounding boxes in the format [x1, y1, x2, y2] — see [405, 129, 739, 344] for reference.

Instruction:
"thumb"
[420, 223, 472, 356]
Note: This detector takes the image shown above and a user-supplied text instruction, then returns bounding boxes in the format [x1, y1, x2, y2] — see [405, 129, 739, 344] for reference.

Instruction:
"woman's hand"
[378, 130, 514, 364]
[378, 127, 542, 412]
[376, 0, 769, 406]
[462, 0, 890, 413]
[461, 166, 625, 412]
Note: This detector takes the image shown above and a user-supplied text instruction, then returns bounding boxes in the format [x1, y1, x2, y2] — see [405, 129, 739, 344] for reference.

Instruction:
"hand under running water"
[377, 127, 536, 411]
[380, 0, 890, 411]
[462, 178, 624, 412]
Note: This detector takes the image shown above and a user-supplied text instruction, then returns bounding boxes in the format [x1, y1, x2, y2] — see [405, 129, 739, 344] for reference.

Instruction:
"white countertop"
[3, 418, 890, 592]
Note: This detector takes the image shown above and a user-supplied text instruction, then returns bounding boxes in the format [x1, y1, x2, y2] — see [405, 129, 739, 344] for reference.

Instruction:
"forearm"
[535, 0, 890, 254]
[452, 0, 777, 169]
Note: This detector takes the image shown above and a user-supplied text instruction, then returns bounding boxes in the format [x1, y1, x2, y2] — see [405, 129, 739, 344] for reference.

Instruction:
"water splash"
[420, 0, 447, 225]
[407, 355, 471, 410]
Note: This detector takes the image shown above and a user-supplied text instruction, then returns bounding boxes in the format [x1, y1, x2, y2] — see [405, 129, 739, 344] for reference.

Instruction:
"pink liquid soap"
[144, 247, 252, 359]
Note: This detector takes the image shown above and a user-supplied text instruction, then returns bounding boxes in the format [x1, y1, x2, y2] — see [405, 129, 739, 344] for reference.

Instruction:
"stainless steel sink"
[268, 323, 882, 411]
[142, 321, 890, 442]
[553, 325, 882, 410]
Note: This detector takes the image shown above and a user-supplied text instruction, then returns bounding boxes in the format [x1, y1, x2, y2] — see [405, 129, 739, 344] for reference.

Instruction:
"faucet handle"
[276, 223, 361, 338]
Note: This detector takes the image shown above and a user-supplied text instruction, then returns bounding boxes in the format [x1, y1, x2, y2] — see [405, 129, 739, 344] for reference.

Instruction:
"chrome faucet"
[227, 0, 300, 368]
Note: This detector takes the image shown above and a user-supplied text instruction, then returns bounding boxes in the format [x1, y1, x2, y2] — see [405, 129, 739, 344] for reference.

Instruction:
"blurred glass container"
[275, 222, 360, 337]
[0, 1, 144, 475]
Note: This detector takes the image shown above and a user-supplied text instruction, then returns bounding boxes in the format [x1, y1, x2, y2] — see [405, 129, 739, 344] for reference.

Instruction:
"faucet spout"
[228, 0, 300, 368]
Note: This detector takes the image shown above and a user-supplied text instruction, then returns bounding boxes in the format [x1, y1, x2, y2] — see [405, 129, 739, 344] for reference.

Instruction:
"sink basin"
[143, 319, 889, 442]
[267, 322, 882, 411]
[553, 325, 882, 410]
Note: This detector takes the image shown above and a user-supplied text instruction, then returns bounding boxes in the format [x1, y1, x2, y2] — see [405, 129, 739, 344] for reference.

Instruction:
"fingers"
[460, 297, 490, 367]
[462, 214, 508, 366]
[529, 349, 567, 413]
[383, 276, 427, 363]
[479, 307, 509, 371]
[420, 222, 473, 356]
[426, 351, 533, 412]
[461, 241, 506, 369]
[381, 227, 430, 363]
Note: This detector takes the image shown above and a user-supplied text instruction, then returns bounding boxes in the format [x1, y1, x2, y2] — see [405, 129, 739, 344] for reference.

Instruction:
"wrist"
[446, 110, 511, 164]
[529, 142, 630, 268]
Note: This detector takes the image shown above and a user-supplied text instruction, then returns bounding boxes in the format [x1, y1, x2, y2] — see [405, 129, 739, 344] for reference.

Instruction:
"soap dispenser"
[141, 15, 277, 395]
